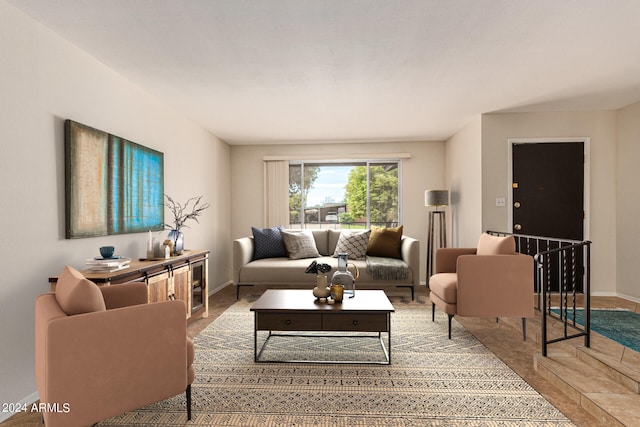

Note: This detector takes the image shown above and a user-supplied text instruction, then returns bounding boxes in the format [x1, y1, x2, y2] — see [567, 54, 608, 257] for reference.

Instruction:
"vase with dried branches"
[164, 194, 210, 255]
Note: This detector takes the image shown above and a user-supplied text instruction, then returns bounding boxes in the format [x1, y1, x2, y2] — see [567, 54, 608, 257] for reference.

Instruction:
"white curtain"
[263, 160, 289, 227]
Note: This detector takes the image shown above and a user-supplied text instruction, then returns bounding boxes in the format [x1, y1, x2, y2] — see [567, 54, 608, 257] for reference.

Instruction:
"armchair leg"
[522, 318, 527, 341]
[186, 384, 192, 421]
[432, 302, 454, 339]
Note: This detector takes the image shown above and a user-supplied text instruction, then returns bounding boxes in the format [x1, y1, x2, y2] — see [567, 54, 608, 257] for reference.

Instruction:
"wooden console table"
[49, 250, 209, 321]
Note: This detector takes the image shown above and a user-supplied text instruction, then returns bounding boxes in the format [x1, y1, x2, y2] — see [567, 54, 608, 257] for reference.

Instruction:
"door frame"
[506, 137, 591, 241]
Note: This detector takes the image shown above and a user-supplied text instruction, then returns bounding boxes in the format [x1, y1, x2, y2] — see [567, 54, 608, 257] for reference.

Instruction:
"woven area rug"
[552, 308, 640, 352]
[100, 297, 574, 426]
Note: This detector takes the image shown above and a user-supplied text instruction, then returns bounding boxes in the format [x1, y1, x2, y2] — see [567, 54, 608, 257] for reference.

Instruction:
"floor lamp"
[425, 190, 449, 284]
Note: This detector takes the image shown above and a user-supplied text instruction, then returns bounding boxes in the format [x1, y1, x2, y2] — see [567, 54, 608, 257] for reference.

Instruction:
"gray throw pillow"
[281, 230, 321, 259]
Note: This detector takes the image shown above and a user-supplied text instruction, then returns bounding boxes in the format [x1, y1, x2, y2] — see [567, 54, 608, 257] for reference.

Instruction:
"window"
[289, 161, 400, 229]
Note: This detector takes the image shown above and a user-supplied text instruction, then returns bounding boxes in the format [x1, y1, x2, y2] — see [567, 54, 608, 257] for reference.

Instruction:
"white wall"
[0, 1, 230, 416]
[445, 116, 483, 247]
[230, 140, 446, 284]
[615, 101, 640, 301]
[480, 111, 617, 296]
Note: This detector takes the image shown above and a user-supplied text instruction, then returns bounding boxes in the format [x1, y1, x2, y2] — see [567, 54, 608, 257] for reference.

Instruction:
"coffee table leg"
[254, 313, 257, 362]
[254, 313, 272, 362]
[387, 313, 391, 365]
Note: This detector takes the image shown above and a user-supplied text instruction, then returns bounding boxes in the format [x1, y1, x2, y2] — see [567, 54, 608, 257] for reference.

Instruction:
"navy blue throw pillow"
[252, 226, 288, 260]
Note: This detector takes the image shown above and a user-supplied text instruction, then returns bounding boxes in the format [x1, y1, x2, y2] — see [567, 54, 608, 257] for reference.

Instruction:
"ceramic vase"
[312, 275, 330, 299]
[168, 229, 184, 255]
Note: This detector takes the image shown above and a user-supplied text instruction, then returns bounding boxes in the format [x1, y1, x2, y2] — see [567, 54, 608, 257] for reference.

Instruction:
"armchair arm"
[233, 237, 254, 284]
[434, 248, 477, 273]
[100, 281, 148, 309]
[456, 254, 534, 318]
[400, 236, 420, 286]
[43, 300, 188, 427]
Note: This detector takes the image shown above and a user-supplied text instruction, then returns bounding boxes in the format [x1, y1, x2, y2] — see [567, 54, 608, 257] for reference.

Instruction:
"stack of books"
[86, 256, 132, 272]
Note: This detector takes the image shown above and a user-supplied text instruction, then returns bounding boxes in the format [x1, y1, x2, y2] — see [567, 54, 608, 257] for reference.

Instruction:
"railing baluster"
[487, 231, 591, 356]
[546, 242, 552, 317]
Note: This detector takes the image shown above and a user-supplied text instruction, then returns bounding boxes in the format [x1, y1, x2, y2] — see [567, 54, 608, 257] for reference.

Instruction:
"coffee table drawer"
[256, 313, 321, 331]
[322, 313, 389, 332]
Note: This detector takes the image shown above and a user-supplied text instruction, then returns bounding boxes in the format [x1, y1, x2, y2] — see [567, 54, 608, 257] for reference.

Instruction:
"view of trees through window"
[289, 161, 400, 229]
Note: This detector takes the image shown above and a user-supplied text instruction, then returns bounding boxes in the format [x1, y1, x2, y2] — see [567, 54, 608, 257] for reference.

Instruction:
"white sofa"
[233, 228, 420, 300]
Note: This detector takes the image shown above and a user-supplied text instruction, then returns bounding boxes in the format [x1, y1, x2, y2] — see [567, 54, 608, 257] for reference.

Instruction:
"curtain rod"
[263, 152, 412, 161]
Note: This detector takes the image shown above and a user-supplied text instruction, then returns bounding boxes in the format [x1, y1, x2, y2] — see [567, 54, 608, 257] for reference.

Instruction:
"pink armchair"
[429, 233, 534, 339]
[35, 266, 194, 427]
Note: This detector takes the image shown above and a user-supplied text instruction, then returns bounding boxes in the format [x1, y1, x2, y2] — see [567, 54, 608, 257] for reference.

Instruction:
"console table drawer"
[322, 313, 388, 332]
[256, 313, 321, 331]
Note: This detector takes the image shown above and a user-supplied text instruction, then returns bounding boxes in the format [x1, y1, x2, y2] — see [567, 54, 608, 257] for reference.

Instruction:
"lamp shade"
[425, 190, 449, 207]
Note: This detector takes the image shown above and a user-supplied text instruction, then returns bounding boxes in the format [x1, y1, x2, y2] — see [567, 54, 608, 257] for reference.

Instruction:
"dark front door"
[512, 141, 585, 293]
[512, 142, 584, 240]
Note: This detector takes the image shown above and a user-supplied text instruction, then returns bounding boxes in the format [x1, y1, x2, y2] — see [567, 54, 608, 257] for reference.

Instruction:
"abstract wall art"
[65, 120, 164, 238]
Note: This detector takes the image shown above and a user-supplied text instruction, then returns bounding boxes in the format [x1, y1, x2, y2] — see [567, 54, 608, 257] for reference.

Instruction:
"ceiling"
[8, 0, 640, 145]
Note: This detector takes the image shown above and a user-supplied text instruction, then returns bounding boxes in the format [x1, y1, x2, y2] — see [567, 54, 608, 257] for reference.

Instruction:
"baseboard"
[591, 291, 640, 304]
[209, 280, 232, 296]
[614, 292, 640, 304]
[591, 291, 619, 297]
[0, 390, 39, 423]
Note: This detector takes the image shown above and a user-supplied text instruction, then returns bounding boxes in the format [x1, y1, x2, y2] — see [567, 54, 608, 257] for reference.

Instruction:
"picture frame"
[65, 120, 164, 238]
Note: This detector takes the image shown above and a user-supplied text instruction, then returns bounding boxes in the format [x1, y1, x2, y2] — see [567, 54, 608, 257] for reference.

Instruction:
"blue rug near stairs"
[551, 308, 640, 352]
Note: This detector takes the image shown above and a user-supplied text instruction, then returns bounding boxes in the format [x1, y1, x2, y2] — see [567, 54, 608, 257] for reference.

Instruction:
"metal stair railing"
[487, 231, 592, 356]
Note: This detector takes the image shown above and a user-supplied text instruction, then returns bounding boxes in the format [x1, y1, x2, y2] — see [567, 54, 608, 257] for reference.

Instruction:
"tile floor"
[4, 285, 638, 426]
[455, 291, 640, 427]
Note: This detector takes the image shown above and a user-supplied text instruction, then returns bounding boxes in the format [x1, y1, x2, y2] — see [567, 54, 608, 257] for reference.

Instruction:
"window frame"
[289, 159, 403, 229]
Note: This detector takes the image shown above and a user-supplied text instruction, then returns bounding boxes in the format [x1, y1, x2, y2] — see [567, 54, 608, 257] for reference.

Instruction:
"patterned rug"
[552, 308, 640, 352]
[99, 297, 574, 426]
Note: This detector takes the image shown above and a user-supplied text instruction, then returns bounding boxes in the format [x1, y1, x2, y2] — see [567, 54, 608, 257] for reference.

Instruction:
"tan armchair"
[35, 266, 194, 427]
[429, 233, 534, 339]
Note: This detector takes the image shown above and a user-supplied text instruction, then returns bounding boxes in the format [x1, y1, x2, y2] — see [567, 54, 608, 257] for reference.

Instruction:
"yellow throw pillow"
[366, 225, 403, 259]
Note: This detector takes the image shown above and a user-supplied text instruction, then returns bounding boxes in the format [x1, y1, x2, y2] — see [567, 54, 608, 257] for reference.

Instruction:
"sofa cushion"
[429, 273, 458, 303]
[476, 233, 516, 255]
[310, 229, 330, 255]
[332, 229, 371, 260]
[367, 225, 403, 259]
[327, 229, 342, 256]
[239, 256, 412, 285]
[252, 226, 288, 260]
[281, 230, 321, 259]
[55, 265, 106, 315]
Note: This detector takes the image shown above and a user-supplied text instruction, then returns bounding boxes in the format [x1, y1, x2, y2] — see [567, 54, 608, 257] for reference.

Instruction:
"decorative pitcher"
[331, 253, 359, 298]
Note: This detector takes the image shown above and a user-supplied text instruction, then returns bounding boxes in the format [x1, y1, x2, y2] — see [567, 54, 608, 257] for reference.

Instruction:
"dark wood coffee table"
[250, 289, 395, 364]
